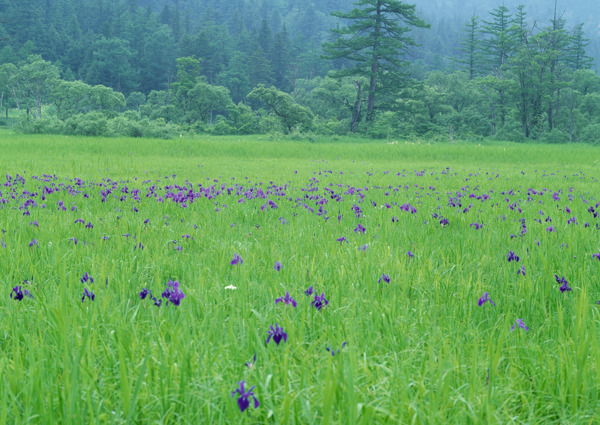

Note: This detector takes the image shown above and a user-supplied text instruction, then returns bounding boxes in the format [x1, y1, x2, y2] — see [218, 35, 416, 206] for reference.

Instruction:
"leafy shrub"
[139, 118, 178, 139]
[541, 129, 570, 144]
[579, 124, 600, 144]
[107, 116, 143, 138]
[64, 112, 108, 136]
[16, 118, 65, 134]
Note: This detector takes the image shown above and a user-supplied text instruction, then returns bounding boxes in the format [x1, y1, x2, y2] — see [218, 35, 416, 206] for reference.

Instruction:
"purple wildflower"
[554, 275, 572, 292]
[470, 222, 482, 230]
[139, 288, 151, 299]
[231, 381, 259, 413]
[275, 292, 297, 308]
[274, 261, 283, 271]
[440, 218, 449, 227]
[517, 265, 526, 276]
[354, 224, 366, 234]
[510, 319, 529, 331]
[336, 236, 347, 244]
[161, 280, 186, 305]
[406, 251, 414, 258]
[29, 239, 38, 247]
[81, 288, 95, 303]
[231, 253, 243, 266]
[85, 222, 93, 229]
[592, 253, 600, 261]
[304, 286, 314, 296]
[10, 285, 24, 301]
[478, 292, 496, 307]
[507, 251, 520, 263]
[311, 292, 329, 310]
[266, 323, 288, 345]
[80, 272, 94, 284]
[326, 341, 349, 356]
[546, 226, 555, 232]
[378, 273, 390, 284]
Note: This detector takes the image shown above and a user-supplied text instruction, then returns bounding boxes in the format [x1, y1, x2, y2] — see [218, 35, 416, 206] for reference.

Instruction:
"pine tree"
[567, 23, 593, 71]
[482, 5, 512, 74]
[270, 24, 291, 91]
[322, 0, 429, 122]
[456, 15, 483, 79]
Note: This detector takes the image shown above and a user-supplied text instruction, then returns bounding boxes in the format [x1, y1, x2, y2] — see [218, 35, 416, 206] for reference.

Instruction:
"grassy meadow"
[1, 131, 600, 424]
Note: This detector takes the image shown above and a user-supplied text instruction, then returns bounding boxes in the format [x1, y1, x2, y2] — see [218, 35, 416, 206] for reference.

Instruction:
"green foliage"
[323, 0, 429, 121]
[579, 123, 600, 144]
[248, 85, 314, 133]
[3, 134, 600, 423]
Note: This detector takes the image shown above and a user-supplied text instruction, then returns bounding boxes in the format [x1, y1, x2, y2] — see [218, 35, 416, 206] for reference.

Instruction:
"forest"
[0, 0, 599, 142]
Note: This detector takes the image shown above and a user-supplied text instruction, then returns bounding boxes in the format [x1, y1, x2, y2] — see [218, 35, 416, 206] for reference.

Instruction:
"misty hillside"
[2, 0, 600, 143]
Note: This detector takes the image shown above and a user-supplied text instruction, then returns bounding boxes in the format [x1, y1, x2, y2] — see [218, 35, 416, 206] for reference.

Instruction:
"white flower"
[224, 285, 237, 290]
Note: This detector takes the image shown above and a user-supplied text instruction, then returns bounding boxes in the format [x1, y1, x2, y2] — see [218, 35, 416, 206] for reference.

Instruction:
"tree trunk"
[569, 88, 574, 143]
[366, 0, 382, 122]
[350, 80, 363, 133]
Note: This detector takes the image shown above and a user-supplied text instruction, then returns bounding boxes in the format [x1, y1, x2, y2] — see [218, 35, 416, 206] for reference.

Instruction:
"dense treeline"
[0, 0, 599, 142]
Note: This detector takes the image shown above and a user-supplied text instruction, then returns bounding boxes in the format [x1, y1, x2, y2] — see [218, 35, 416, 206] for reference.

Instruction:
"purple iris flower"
[74, 219, 85, 224]
[470, 222, 482, 230]
[85, 222, 93, 229]
[546, 226, 555, 232]
[440, 218, 449, 226]
[10, 285, 24, 301]
[80, 272, 94, 284]
[274, 261, 283, 271]
[326, 341, 348, 356]
[275, 292, 297, 307]
[311, 292, 329, 310]
[231, 253, 243, 266]
[266, 323, 287, 345]
[304, 286, 314, 296]
[554, 275, 572, 292]
[139, 288, 151, 299]
[478, 292, 496, 307]
[517, 265, 526, 276]
[30, 220, 38, 227]
[510, 319, 529, 331]
[378, 273, 390, 284]
[336, 236, 347, 244]
[507, 251, 519, 262]
[593, 253, 600, 261]
[81, 288, 95, 303]
[406, 251, 414, 258]
[161, 280, 186, 305]
[1, 238, 5, 249]
[29, 239, 38, 247]
[354, 224, 366, 234]
[231, 381, 259, 413]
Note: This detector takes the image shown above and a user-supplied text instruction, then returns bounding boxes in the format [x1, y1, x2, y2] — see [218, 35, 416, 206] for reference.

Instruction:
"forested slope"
[0, 0, 599, 143]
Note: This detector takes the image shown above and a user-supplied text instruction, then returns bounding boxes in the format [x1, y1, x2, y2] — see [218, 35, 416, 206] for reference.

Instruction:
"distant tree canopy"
[0, 0, 598, 143]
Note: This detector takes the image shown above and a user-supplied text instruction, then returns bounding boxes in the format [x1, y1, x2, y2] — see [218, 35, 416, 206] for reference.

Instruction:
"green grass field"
[1, 131, 600, 424]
